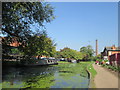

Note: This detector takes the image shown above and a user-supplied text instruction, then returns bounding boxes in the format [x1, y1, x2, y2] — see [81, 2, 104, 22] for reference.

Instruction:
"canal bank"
[87, 61, 97, 88]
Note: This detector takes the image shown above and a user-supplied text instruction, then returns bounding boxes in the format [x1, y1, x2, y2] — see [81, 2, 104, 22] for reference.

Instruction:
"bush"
[110, 66, 114, 70]
[101, 63, 120, 72]
[118, 66, 120, 71]
[97, 59, 104, 65]
[101, 64, 106, 67]
[113, 67, 118, 71]
[104, 60, 109, 63]
[107, 65, 111, 69]
[106, 65, 118, 71]
[105, 64, 108, 67]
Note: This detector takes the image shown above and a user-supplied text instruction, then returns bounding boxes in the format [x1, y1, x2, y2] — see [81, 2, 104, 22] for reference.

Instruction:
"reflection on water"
[2, 63, 90, 88]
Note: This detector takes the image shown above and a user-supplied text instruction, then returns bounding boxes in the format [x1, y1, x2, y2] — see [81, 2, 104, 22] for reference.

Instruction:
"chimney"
[96, 39, 98, 56]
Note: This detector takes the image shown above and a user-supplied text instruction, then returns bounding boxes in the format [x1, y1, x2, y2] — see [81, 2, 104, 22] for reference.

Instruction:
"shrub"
[106, 65, 112, 69]
[101, 63, 120, 72]
[106, 65, 118, 71]
[101, 64, 106, 67]
[97, 59, 104, 65]
[118, 66, 120, 71]
[114, 67, 118, 71]
[104, 60, 109, 63]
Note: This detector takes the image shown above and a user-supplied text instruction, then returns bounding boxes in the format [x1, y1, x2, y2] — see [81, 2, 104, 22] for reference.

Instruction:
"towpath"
[93, 64, 119, 88]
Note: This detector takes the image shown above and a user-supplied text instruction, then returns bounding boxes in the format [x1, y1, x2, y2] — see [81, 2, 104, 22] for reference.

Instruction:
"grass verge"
[57, 61, 70, 64]
[87, 61, 97, 88]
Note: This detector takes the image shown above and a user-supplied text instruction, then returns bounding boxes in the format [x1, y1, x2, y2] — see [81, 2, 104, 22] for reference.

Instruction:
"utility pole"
[96, 39, 98, 56]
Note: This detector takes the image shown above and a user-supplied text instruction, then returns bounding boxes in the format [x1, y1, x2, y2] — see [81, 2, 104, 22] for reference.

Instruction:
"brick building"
[1, 37, 21, 47]
[109, 53, 120, 66]
[101, 45, 120, 60]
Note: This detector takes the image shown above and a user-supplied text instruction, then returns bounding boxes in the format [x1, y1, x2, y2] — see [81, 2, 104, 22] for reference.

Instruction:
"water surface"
[2, 62, 90, 88]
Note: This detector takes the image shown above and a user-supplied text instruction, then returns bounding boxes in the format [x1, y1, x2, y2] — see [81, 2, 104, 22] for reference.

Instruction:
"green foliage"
[92, 54, 101, 61]
[2, 2, 55, 56]
[22, 31, 56, 57]
[97, 59, 103, 62]
[0, 83, 2, 90]
[80, 45, 94, 60]
[104, 60, 109, 62]
[10, 48, 24, 55]
[87, 61, 97, 88]
[58, 61, 69, 64]
[22, 74, 55, 88]
[57, 62, 91, 79]
[96, 59, 104, 65]
[55, 47, 83, 60]
[101, 64, 106, 67]
[2, 2, 55, 38]
[2, 74, 55, 89]
[2, 81, 24, 88]
[11, 48, 19, 54]
[87, 61, 97, 79]
[101, 64, 119, 72]
[118, 66, 120, 72]
[55, 51, 61, 58]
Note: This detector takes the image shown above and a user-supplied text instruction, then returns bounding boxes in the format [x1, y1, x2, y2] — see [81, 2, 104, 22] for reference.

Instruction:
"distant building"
[1, 37, 48, 58]
[1, 37, 21, 47]
[9, 37, 21, 47]
[101, 45, 120, 60]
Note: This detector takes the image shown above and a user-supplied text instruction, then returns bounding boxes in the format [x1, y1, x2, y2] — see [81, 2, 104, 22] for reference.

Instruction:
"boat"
[71, 60, 77, 63]
[24, 58, 58, 66]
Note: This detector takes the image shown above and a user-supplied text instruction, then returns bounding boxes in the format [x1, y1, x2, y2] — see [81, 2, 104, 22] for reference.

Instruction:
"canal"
[2, 62, 90, 88]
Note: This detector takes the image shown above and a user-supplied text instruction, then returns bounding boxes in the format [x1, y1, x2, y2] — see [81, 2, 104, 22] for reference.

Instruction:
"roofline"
[107, 50, 120, 51]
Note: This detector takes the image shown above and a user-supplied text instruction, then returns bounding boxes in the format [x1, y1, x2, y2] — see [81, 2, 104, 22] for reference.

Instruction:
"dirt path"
[93, 64, 119, 88]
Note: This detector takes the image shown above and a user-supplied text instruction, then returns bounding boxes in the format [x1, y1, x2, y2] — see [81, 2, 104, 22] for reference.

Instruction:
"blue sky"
[43, 2, 118, 54]
[44, 2, 118, 54]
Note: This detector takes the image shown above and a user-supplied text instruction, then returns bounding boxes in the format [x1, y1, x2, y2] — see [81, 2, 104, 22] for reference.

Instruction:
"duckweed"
[2, 61, 91, 89]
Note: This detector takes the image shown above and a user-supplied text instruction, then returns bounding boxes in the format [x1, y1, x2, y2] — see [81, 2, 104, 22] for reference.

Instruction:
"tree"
[56, 47, 83, 60]
[2, 2, 55, 38]
[11, 48, 24, 55]
[55, 51, 61, 58]
[59, 47, 73, 59]
[22, 31, 56, 58]
[80, 45, 94, 60]
[2, 2, 55, 55]
[74, 51, 84, 60]
[92, 54, 101, 61]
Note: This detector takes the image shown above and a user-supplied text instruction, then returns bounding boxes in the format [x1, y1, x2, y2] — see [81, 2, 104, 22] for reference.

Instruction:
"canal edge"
[87, 62, 96, 88]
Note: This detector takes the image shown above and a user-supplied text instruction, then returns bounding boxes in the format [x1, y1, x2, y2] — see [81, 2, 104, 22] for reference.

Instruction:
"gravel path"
[93, 64, 119, 88]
